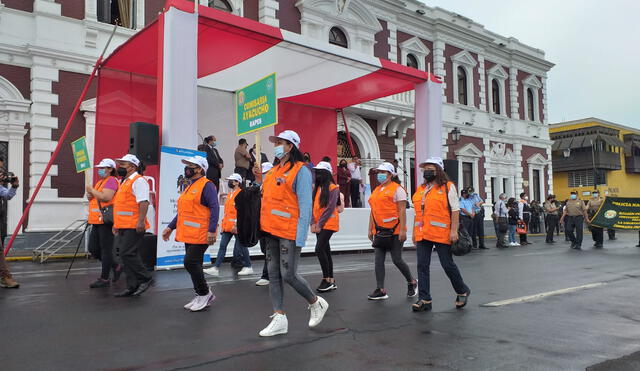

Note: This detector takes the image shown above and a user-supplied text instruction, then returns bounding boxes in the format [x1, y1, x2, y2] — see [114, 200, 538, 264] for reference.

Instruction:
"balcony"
[552, 151, 621, 172]
[626, 156, 640, 173]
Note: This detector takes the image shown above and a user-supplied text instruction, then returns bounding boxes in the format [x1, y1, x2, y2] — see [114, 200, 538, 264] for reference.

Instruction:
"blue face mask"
[376, 173, 388, 184]
[273, 145, 286, 159]
[97, 169, 107, 178]
[570, 194, 577, 200]
[211, 141, 217, 148]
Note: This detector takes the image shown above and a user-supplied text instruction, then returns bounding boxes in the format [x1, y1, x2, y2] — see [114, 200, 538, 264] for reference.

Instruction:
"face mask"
[376, 173, 388, 184]
[570, 194, 577, 200]
[524, 196, 529, 200]
[423, 170, 436, 182]
[117, 167, 128, 177]
[593, 193, 599, 198]
[273, 145, 286, 160]
[184, 167, 196, 179]
[97, 169, 107, 178]
[227, 181, 235, 189]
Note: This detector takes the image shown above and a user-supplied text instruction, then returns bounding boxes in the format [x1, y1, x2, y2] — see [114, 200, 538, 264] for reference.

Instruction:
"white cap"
[269, 130, 301, 148]
[181, 155, 208, 172]
[420, 156, 444, 170]
[226, 173, 243, 182]
[96, 158, 116, 168]
[115, 154, 140, 167]
[376, 162, 396, 176]
[313, 161, 332, 173]
[261, 162, 273, 174]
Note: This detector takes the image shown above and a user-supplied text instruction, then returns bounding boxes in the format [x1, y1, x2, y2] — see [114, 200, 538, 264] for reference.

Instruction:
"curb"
[7, 254, 88, 262]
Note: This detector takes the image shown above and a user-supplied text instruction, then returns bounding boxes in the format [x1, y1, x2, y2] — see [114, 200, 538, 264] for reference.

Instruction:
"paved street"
[2, 232, 640, 371]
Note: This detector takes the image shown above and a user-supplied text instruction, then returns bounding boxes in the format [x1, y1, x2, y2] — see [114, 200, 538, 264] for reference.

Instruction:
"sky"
[419, 0, 640, 128]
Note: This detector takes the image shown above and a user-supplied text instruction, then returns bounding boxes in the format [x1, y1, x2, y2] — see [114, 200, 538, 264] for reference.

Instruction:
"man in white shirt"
[493, 193, 509, 248]
[347, 156, 362, 207]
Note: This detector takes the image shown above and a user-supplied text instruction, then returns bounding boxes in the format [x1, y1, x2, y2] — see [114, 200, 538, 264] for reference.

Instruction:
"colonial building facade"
[0, 0, 553, 234]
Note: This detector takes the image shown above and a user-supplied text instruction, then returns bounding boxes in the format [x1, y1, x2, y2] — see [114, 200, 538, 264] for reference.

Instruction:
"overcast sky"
[419, 0, 640, 128]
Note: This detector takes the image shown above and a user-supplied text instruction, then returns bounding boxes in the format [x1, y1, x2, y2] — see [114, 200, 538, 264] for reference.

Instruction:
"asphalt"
[2, 232, 640, 371]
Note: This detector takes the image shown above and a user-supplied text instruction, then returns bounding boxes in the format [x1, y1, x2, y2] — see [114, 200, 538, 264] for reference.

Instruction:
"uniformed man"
[587, 191, 604, 248]
[543, 194, 559, 244]
[560, 190, 590, 250]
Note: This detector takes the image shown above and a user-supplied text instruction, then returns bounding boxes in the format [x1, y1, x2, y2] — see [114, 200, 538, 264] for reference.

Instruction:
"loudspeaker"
[443, 159, 458, 185]
[129, 122, 159, 165]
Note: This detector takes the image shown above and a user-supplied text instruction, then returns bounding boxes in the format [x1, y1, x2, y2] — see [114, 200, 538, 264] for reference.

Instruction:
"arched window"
[406, 54, 419, 69]
[492, 79, 501, 114]
[527, 88, 535, 121]
[457, 66, 468, 105]
[209, 0, 232, 12]
[329, 27, 348, 48]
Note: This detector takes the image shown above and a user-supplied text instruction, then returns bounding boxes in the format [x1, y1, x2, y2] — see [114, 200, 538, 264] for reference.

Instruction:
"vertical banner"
[414, 77, 443, 188]
[156, 146, 209, 269]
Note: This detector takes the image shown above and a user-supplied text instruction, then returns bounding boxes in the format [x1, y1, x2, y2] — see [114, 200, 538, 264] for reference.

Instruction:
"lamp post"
[450, 127, 461, 145]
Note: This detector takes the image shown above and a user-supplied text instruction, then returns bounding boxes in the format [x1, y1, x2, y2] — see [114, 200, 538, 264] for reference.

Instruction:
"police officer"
[560, 190, 590, 250]
[587, 191, 604, 248]
[467, 187, 486, 249]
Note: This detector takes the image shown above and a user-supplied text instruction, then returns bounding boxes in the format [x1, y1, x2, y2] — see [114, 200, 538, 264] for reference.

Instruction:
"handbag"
[497, 218, 508, 233]
[97, 200, 114, 224]
[516, 220, 528, 234]
[451, 223, 472, 256]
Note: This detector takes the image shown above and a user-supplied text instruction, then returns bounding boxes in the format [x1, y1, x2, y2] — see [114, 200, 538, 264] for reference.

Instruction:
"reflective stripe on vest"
[411, 184, 427, 241]
[421, 182, 454, 245]
[176, 177, 212, 244]
[368, 181, 404, 235]
[261, 162, 305, 241]
[88, 176, 118, 225]
[113, 174, 150, 230]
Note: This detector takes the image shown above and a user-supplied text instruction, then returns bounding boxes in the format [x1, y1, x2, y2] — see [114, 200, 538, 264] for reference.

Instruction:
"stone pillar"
[34, 0, 61, 15]
[541, 76, 548, 124]
[514, 143, 523, 195]
[509, 67, 519, 120]
[387, 22, 398, 63]
[478, 54, 487, 111]
[433, 40, 446, 102]
[259, 0, 279, 27]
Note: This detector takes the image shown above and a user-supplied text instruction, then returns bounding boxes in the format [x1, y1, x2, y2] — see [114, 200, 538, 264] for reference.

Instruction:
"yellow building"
[549, 118, 640, 201]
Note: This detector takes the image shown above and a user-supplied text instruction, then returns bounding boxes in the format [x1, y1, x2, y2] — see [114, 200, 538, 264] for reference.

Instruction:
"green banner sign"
[71, 136, 91, 173]
[590, 197, 640, 230]
[236, 73, 277, 136]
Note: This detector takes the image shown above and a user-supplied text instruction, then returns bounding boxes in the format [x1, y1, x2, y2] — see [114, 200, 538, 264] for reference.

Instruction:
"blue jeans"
[214, 232, 251, 268]
[416, 240, 469, 301]
[508, 225, 517, 243]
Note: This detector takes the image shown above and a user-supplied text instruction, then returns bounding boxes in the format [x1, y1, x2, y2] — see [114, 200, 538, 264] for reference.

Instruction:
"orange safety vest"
[260, 161, 305, 241]
[313, 183, 339, 232]
[176, 176, 212, 245]
[368, 181, 405, 235]
[221, 187, 240, 233]
[411, 184, 427, 241]
[420, 181, 454, 245]
[88, 176, 118, 225]
[113, 173, 150, 230]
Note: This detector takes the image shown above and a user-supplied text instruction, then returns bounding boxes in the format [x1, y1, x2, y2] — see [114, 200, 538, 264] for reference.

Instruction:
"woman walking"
[311, 161, 340, 292]
[255, 130, 328, 337]
[411, 157, 470, 312]
[367, 162, 417, 300]
[86, 158, 120, 288]
[162, 156, 219, 312]
[507, 198, 520, 246]
[337, 159, 351, 207]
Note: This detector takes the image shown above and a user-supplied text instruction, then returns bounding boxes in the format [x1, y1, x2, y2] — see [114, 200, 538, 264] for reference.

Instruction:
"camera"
[0, 171, 17, 185]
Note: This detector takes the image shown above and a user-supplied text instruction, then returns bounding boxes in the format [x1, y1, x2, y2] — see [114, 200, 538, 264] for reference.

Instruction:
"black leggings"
[315, 229, 335, 278]
[184, 244, 209, 296]
[89, 223, 115, 280]
[374, 235, 413, 289]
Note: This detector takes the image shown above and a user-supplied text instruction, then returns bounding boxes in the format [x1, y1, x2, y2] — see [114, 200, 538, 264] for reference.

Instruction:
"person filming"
[0, 157, 19, 289]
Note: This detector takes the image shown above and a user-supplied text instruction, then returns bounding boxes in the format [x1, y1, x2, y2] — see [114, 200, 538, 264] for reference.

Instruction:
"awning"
[599, 134, 625, 149]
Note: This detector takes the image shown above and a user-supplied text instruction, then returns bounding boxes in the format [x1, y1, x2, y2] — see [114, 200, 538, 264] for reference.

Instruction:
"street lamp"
[451, 127, 461, 144]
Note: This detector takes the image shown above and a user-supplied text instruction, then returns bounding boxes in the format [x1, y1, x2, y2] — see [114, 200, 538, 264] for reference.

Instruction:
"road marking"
[481, 282, 606, 307]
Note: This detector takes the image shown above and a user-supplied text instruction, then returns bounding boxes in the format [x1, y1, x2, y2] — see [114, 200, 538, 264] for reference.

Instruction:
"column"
[387, 22, 398, 63]
[7, 128, 27, 232]
[433, 40, 446, 102]
[509, 67, 519, 119]
[478, 54, 487, 111]
[259, 0, 279, 27]
[34, 0, 61, 15]
[541, 76, 549, 124]
[514, 143, 523, 195]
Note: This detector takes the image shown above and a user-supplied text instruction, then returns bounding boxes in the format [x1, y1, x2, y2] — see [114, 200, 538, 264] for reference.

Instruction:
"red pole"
[3, 58, 102, 256]
[339, 109, 357, 158]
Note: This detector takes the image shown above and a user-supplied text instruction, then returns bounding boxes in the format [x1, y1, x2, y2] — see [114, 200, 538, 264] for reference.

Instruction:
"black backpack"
[234, 184, 262, 247]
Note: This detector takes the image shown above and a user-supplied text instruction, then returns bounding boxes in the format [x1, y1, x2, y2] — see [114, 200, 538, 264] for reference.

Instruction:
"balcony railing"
[552, 151, 621, 172]
[625, 156, 640, 173]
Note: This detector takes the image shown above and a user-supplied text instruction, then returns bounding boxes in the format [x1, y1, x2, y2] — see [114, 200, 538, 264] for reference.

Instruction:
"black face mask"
[227, 181, 235, 189]
[423, 170, 436, 182]
[117, 167, 128, 177]
[184, 167, 196, 179]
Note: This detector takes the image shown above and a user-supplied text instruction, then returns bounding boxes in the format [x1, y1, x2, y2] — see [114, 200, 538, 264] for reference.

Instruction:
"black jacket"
[205, 145, 223, 181]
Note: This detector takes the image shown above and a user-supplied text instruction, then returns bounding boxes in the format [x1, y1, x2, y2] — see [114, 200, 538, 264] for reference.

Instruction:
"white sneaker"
[237, 267, 254, 276]
[190, 291, 215, 312]
[308, 296, 329, 328]
[203, 266, 219, 277]
[259, 313, 288, 337]
[255, 278, 270, 286]
[183, 296, 198, 310]
[514, 242, 521, 246]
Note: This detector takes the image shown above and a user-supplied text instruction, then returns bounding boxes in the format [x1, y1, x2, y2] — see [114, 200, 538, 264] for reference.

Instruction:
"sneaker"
[203, 266, 219, 277]
[0, 277, 20, 289]
[514, 242, 521, 246]
[184, 296, 198, 310]
[317, 280, 337, 292]
[89, 278, 110, 289]
[237, 267, 254, 276]
[308, 296, 329, 328]
[190, 291, 214, 312]
[255, 278, 270, 286]
[259, 313, 288, 337]
[367, 288, 388, 300]
[407, 281, 418, 297]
